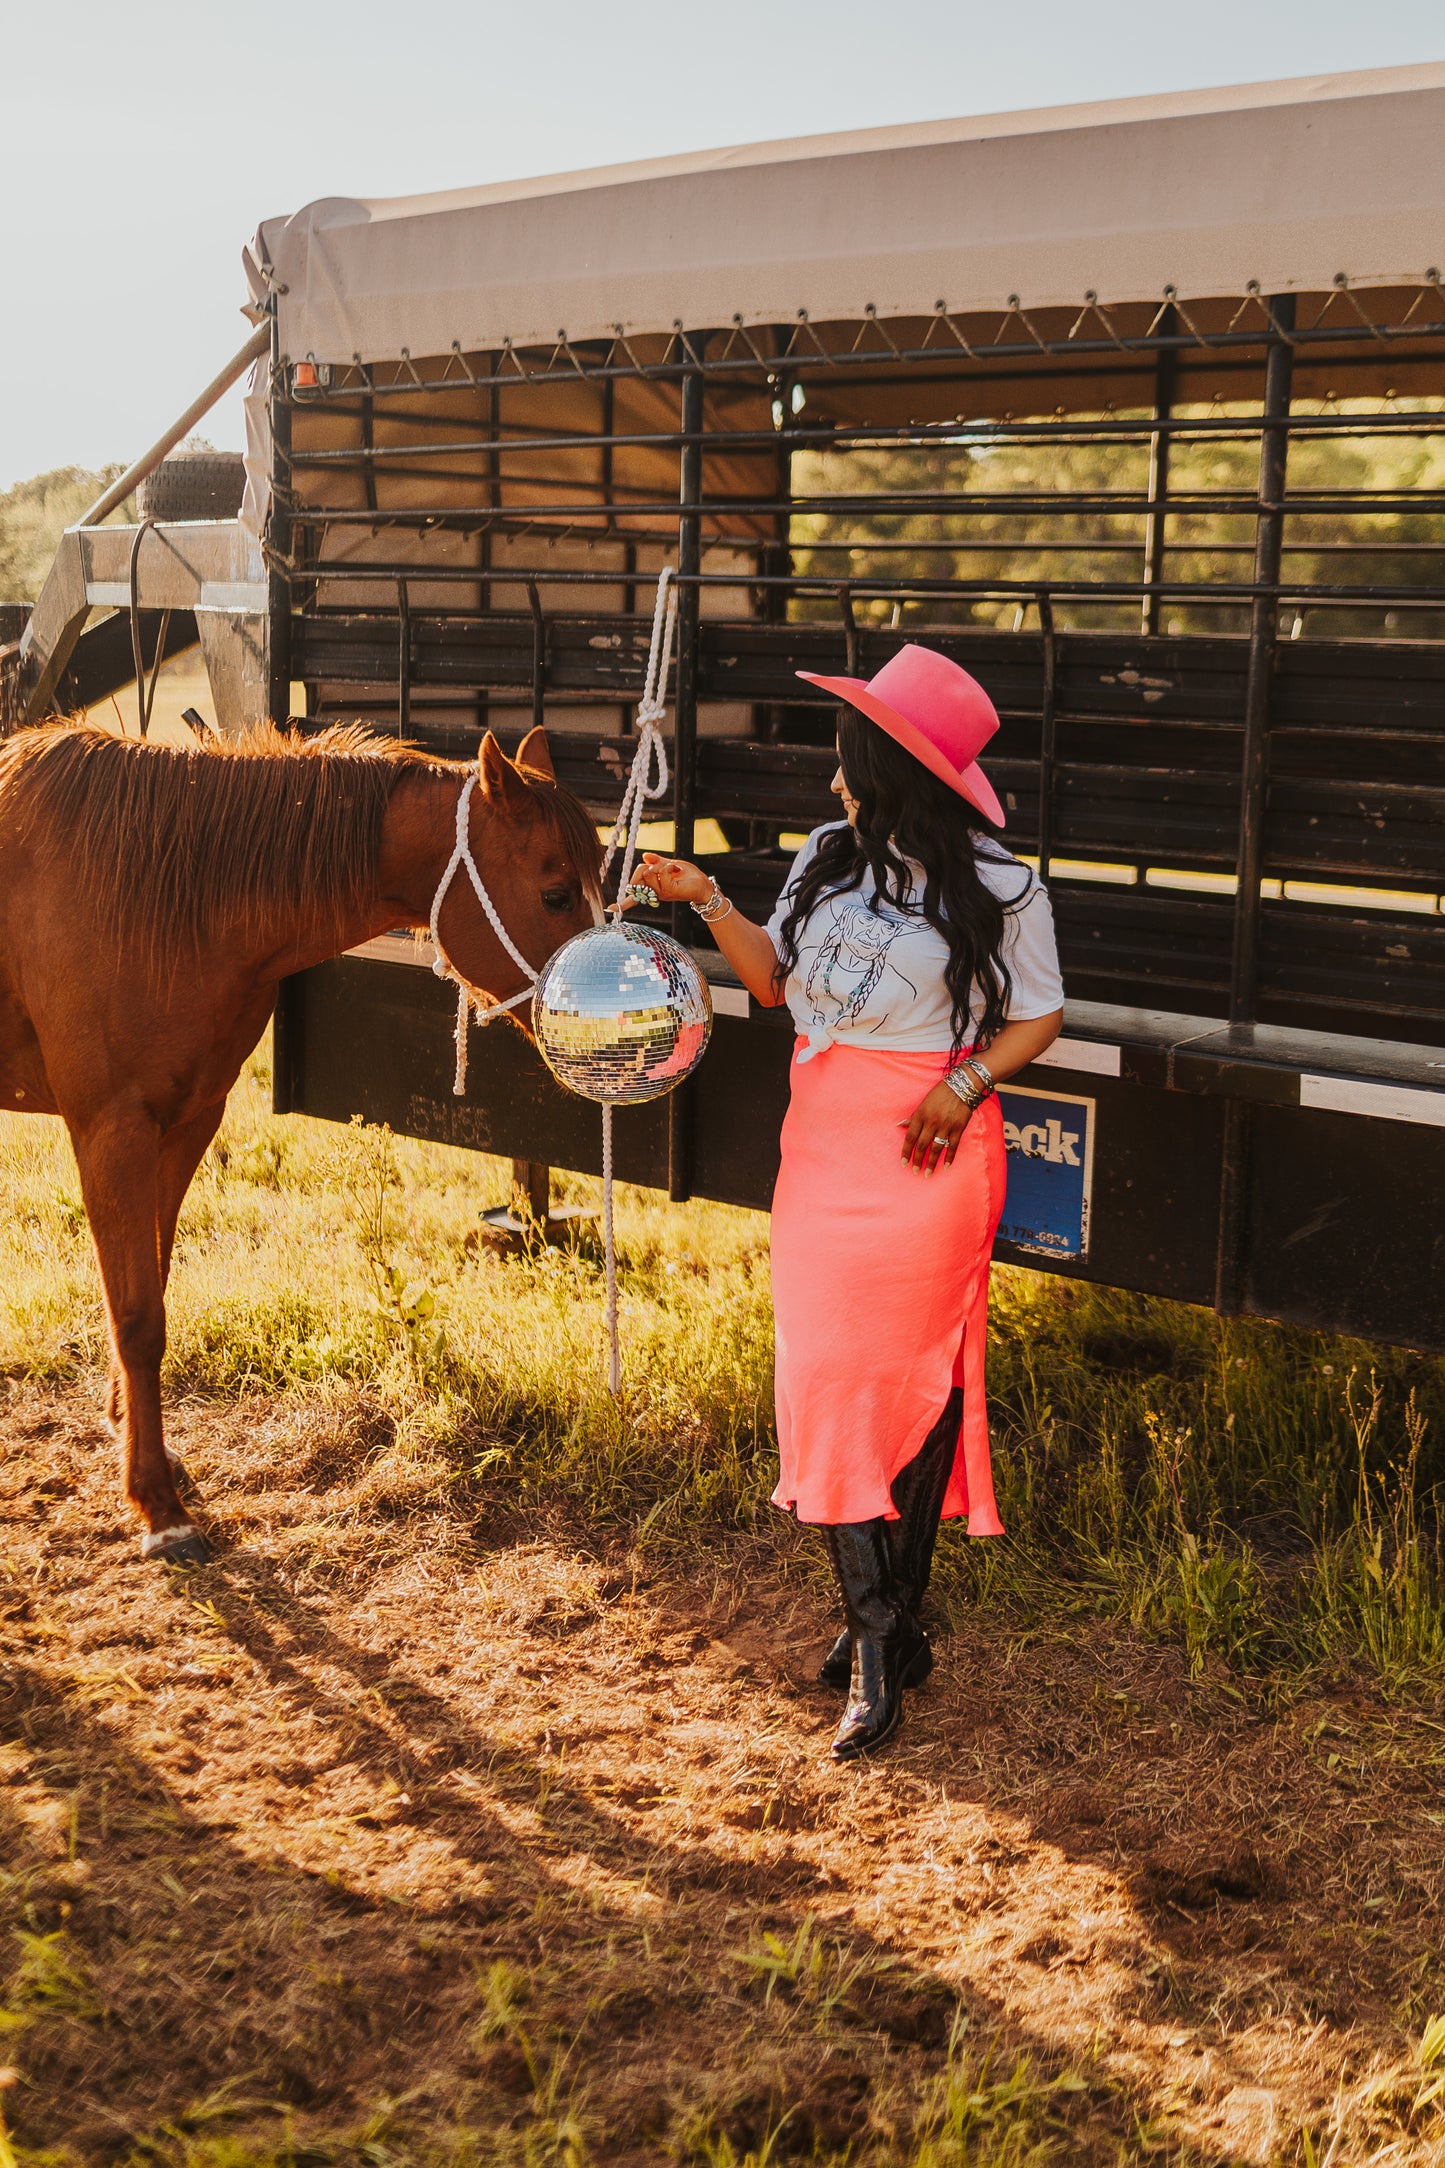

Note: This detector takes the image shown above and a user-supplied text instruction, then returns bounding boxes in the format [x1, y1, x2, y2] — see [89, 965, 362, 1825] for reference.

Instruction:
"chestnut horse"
[0, 720, 600, 1563]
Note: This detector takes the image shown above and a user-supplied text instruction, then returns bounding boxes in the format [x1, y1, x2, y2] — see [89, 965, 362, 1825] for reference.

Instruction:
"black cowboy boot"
[817, 1390, 963, 1690]
[817, 1604, 931, 1693]
[823, 1519, 908, 1760]
[886, 1385, 963, 1683]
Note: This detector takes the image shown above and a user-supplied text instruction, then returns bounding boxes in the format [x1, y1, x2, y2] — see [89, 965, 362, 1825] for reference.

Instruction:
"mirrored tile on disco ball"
[533, 922, 713, 1104]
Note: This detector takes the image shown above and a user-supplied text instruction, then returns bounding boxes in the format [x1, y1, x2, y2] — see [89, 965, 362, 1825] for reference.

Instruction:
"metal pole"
[758, 359, 795, 745]
[1229, 294, 1295, 1023]
[837, 584, 859, 675]
[601, 374, 634, 732]
[525, 578, 546, 732]
[1216, 294, 1295, 1318]
[359, 366, 379, 514]
[476, 365, 499, 737]
[1141, 315, 1177, 637]
[512, 1160, 550, 1226]
[78, 325, 270, 529]
[265, 321, 294, 728]
[673, 350, 704, 867]
[267, 319, 299, 1118]
[1035, 592, 1058, 886]
[484, 367, 501, 611]
[669, 337, 705, 1203]
[397, 580, 411, 738]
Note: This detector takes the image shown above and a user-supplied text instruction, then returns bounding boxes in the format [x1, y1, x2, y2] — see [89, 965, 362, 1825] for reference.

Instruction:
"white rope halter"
[428, 774, 540, 1095]
[423, 569, 680, 1396]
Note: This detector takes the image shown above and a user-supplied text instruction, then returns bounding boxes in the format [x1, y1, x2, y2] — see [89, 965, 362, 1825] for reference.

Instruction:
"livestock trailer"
[9, 64, 1445, 1347]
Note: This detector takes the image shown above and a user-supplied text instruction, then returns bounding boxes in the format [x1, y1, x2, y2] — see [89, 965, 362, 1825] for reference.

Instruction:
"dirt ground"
[2, 1380, 1443, 2166]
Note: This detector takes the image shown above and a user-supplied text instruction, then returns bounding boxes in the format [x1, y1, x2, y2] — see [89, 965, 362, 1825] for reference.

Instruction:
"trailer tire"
[137, 450, 246, 524]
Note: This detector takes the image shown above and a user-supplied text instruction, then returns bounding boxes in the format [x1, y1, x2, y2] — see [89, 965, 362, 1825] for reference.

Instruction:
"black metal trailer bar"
[283, 568, 1445, 604]
[281, 421, 1445, 466]
[269, 281, 1445, 1349]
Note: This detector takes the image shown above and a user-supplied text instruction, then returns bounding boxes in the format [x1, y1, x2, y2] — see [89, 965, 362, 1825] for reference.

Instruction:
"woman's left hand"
[900, 1080, 973, 1176]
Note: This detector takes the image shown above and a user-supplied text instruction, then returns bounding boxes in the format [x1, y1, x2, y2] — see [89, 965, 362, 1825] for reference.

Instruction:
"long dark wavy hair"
[771, 708, 1032, 1052]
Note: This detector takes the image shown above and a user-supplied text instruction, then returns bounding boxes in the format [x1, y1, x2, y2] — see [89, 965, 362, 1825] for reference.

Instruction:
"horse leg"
[73, 1109, 207, 1565]
[105, 1101, 226, 1463]
[155, 1103, 226, 1484]
[158, 1103, 225, 1286]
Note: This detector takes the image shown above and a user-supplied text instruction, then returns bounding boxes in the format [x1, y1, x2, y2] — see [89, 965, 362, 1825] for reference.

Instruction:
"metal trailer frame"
[4, 264, 1441, 1347]
[254, 278, 1445, 1350]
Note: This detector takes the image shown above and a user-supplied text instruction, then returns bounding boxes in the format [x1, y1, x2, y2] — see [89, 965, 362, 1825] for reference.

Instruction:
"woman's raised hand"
[620, 851, 712, 908]
[622, 851, 785, 1008]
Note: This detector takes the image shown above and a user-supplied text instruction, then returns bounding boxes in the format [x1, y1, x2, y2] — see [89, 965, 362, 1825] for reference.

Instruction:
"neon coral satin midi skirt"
[769, 1044, 1007, 1532]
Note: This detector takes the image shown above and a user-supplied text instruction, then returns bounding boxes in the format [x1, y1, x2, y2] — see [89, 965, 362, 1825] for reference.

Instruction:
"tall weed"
[1294, 1376, 1445, 1684]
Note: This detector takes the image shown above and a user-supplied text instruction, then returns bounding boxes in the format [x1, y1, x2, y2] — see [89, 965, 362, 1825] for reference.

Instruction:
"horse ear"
[477, 730, 524, 801]
[516, 725, 555, 781]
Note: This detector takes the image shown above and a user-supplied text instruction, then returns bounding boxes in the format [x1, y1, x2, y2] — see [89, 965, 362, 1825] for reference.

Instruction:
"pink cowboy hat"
[797, 643, 1005, 828]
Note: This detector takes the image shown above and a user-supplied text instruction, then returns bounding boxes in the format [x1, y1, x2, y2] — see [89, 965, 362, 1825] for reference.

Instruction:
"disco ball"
[533, 922, 713, 1105]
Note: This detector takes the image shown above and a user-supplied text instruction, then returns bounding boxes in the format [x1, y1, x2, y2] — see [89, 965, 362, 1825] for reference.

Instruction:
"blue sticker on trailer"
[995, 1083, 1095, 1261]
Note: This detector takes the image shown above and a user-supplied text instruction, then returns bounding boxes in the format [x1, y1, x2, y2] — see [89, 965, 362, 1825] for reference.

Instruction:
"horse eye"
[541, 886, 574, 914]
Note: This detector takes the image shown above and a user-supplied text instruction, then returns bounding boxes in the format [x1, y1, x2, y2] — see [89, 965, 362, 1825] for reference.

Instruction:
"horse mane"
[0, 721, 598, 971]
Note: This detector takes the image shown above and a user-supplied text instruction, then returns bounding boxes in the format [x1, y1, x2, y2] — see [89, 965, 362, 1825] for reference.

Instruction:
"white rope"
[431, 773, 539, 979]
[429, 773, 538, 1095]
[601, 1103, 620, 1395]
[423, 566, 680, 1393]
[596, 567, 678, 1395]
[601, 566, 676, 913]
[597, 568, 680, 1396]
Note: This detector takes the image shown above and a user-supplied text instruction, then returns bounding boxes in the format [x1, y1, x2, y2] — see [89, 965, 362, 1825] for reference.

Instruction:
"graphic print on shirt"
[801, 900, 920, 1034]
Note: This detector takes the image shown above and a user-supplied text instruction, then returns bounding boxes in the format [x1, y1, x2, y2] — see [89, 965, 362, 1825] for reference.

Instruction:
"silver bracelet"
[959, 1055, 995, 1099]
[943, 1066, 985, 1110]
[690, 877, 734, 924]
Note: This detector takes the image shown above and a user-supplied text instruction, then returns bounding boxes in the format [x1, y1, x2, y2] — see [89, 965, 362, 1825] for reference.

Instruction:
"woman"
[630, 645, 1063, 1759]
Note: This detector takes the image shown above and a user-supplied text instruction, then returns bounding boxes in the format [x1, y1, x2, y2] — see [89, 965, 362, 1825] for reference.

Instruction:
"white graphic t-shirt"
[763, 823, 1064, 1059]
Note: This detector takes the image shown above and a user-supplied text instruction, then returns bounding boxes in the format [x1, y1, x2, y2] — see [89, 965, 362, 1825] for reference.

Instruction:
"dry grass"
[1, 1049, 1444, 2165]
[3, 1386, 1445, 2166]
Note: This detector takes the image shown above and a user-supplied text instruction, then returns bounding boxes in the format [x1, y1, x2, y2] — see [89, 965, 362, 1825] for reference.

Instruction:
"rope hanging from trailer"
[439, 567, 677, 1395]
[596, 568, 677, 1394]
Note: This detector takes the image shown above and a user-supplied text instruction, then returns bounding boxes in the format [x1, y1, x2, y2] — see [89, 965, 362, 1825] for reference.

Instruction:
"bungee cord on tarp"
[424, 567, 680, 1392]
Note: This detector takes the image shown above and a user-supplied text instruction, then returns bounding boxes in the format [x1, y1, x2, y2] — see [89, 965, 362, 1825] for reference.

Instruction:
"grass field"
[2, 1043, 1444, 2166]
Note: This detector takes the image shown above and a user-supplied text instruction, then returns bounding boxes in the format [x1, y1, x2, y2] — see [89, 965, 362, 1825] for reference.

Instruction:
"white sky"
[2, 0, 1442, 487]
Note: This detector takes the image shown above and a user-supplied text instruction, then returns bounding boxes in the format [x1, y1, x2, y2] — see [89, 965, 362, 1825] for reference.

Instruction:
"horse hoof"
[140, 1523, 211, 1567]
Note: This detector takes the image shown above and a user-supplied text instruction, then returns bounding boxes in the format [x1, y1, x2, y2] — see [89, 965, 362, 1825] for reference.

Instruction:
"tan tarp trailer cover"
[244, 64, 1445, 366]
[237, 64, 1445, 539]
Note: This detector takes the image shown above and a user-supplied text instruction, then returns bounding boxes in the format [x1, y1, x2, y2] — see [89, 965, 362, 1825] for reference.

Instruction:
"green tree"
[0, 466, 133, 606]
[788, 400, 1445, 642]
